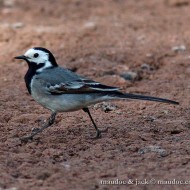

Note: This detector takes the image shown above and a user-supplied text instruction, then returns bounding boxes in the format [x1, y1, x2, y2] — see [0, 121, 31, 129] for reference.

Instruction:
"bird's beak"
[14, 55, 28, 60]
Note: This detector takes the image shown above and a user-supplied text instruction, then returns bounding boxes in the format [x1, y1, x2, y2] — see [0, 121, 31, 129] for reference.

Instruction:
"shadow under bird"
[15, 47, 179, 142]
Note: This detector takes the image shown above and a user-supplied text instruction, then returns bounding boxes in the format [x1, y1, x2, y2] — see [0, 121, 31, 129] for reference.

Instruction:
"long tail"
[110, 91, 179, 105]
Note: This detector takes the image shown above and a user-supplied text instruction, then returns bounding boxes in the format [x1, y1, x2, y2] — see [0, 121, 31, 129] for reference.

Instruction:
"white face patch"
[24, 48, 53, 72]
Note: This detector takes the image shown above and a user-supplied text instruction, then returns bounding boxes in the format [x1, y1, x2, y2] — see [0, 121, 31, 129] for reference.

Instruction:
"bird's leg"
[20, 112, 57, 142]
[83, 108, 108, 139]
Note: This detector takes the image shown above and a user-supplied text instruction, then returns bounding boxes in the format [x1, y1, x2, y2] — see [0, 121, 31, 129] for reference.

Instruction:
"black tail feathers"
[111, 91, 179, 105]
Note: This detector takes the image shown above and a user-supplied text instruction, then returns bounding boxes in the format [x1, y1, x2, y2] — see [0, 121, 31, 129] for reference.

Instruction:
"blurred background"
[0, 0, 190, 189]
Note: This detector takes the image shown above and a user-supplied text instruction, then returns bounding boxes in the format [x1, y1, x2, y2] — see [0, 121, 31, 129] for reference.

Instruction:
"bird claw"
[20, 135, 33, 143]
[31, 127, 40, 133]
[20, 128, 41, 143]
[90, 127, 109, 139]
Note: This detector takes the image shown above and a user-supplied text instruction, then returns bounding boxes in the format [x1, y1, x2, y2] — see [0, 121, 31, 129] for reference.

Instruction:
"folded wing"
[45, 79, 119, 94]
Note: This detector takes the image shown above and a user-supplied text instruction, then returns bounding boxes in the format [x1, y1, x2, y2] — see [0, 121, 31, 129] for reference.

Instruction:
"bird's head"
[15, 47, 58, 72]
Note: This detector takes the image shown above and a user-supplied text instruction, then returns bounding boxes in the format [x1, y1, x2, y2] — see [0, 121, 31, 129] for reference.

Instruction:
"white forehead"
[24, 48, 48, 57]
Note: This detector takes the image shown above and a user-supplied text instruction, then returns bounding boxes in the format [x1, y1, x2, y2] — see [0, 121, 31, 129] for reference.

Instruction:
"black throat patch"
[24, 62, 45, 94]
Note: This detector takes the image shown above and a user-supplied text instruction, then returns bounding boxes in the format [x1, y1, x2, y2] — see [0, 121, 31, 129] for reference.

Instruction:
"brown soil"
[0, 0, 190, 189]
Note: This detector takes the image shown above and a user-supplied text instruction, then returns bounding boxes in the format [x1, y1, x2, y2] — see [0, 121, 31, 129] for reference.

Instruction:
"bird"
[15, 47, 179, 142]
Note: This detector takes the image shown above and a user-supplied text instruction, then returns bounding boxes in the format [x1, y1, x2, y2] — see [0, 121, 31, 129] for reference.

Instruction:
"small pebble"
[138, 145, 168, 157]
[146, 53, 153, 57]
[102, 102, 117, 112]
[83, 21, 97, 30]
[162, 110, 169, 114]
[94, 102, 117, 112]
[3, 0, 15, 7]
[172, 45, 186, 52]
[120, 71, 138, 81]
[11, 22, 24, 29]
[144, 116, 156, 122]
[137, 35, 145, 41]
[141, 63, 151, 70]
[61, 161, 71, 170]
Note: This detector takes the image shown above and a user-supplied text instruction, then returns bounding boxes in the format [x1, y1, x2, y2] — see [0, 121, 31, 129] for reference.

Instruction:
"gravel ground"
[0, 0, 190, 189]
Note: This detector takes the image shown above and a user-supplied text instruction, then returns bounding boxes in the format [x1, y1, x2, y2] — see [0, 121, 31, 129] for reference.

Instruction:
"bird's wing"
[39, 78, 119, 95]
[35, 67, 119, 94]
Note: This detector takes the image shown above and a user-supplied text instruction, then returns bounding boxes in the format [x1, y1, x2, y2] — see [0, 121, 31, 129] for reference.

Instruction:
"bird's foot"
[20, 128, 40, 143]
[20, 135, 33, 143]
[90, 127, 109, 139]
[31, 127, 40, 133]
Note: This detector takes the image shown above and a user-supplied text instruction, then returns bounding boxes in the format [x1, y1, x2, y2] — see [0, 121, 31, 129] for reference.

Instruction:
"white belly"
[32, 91, 110, 112]
[31, 79, 115, 112]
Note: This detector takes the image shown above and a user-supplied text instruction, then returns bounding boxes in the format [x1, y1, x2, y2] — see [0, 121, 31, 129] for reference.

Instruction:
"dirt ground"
[0, 0, 190, 189]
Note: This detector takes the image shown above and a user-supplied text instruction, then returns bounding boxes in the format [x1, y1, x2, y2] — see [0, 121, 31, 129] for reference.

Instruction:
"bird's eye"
[34, 53, 39, 58]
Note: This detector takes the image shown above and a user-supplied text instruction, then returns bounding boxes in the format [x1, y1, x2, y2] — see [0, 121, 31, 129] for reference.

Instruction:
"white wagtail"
[15, 47, 179, 142]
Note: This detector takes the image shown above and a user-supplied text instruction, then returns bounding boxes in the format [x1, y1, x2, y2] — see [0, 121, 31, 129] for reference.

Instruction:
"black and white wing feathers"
[35, 67, 119, 95]
[47, 78, 119, 95]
